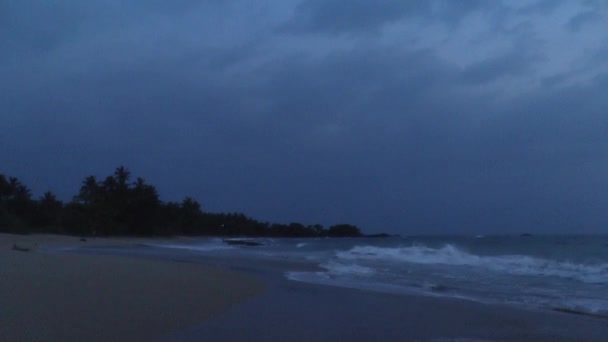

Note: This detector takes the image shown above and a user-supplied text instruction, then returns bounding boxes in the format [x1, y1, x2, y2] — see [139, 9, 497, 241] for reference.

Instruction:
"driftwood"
[222, 239, 263, 247]
[12, 244, 31, 252]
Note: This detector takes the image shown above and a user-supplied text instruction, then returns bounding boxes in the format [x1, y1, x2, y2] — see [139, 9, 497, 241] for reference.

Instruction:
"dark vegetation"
[0, 166, 362, 237]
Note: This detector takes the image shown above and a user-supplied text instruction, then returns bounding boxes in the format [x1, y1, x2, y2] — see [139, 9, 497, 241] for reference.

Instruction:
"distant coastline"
[1, 166, 373, 238]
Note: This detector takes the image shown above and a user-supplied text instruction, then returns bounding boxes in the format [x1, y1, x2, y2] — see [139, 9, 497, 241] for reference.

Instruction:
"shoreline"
[168, 263, 608, 341]
[171, 280, 608, 342]
[3, 233, 608, 341]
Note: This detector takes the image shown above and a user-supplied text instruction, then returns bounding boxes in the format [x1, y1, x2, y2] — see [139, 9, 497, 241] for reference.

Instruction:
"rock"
[365, 233, 392, 238]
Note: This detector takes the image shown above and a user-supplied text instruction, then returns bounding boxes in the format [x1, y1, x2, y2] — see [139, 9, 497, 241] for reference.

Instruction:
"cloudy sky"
[2, 0, 608, 234]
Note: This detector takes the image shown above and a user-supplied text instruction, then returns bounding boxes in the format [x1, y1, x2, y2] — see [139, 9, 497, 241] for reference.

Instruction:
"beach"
[2, 234, 608, 341]
[0, 234, 265, 341]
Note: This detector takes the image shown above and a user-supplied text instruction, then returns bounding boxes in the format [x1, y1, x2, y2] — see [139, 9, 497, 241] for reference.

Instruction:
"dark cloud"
[2, 0, 607, 233]
[460, 50, 540, 84]
[283, 0, 496, 34]
[283, 0, 428, 34]
[567, 10, 601, 31]
[513, 0, 565, 14]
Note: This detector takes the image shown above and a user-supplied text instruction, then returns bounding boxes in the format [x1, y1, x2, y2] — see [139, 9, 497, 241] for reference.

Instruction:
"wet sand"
[171, 279, 608, 341]
[169, 257, 608, 342]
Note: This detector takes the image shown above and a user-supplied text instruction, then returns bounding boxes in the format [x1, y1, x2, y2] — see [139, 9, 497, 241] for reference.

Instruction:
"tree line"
[0, 166, 362, 237]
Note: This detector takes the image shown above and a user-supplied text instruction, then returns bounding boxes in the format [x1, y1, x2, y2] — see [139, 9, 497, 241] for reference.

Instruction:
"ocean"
[67, 235, 608, 318]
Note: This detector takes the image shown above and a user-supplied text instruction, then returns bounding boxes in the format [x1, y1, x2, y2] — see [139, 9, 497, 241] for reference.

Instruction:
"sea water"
[85, 235, 608, 317]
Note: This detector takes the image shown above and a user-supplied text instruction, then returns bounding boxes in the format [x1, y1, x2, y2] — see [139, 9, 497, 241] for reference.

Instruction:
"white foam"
[319, 261, 375, 276]
[336, 244, 608, 284]
[143, 240, 234, 252]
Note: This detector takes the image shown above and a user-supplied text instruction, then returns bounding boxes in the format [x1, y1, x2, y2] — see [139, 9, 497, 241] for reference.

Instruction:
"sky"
[2, 0, 608, 234]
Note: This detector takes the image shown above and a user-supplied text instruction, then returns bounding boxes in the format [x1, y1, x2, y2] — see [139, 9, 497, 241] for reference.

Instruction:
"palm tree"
[132, 177, 160, 206]
[76, 176, 99, 204]
[0, 174, 10, 200]
[40, 191, 61, 208]
[114, 166, 131, 191]
[36, 191, 63, 229]
[9, 177, 31, 201]
[180, 197, 202, 234]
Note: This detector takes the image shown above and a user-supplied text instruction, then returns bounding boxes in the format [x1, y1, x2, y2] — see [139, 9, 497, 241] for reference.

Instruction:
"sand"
[3, 234, 608, 341]
[0, 234, 265, 342]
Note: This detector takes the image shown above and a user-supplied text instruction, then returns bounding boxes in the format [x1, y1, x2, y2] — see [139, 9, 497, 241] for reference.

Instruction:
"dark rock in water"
[12, 244, 31, 252]
[520, 233, 533, 237]
[365, 233, 392, 238]
[80, 238, 87, 242]
[223, 239, 263, 247]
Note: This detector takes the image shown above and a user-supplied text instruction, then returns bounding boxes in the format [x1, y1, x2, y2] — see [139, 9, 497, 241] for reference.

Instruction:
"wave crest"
[336, 244, 608, 284]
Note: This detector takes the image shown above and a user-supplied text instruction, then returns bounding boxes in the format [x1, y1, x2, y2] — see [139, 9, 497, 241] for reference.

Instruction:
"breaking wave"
[336, 244, 608, 284]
